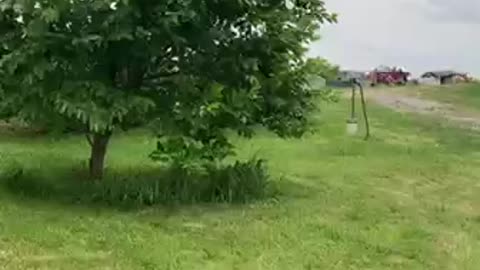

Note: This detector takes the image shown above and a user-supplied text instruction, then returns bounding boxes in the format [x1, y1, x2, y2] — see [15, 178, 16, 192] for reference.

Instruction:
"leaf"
[41, 7, 59, 23]
[26, 18, 48, 37]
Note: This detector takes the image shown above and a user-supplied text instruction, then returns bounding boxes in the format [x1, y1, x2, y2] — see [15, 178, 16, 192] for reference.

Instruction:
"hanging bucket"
[346, 119, 358, 135]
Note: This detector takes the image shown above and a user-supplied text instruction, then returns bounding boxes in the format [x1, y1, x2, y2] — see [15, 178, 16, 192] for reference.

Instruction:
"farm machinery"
[368, 66, 410, 87]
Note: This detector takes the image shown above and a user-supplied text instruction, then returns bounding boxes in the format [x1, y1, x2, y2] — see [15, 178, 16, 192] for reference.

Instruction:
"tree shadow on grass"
[0, 161, 315, 213]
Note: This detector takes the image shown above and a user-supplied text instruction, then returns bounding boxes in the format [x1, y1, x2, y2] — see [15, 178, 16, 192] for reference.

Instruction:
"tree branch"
[143, 70, 180, 81]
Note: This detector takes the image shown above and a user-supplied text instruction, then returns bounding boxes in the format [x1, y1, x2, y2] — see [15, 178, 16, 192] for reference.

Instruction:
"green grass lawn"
[1, 96, 480, 269]
[415, 83, 480, 112]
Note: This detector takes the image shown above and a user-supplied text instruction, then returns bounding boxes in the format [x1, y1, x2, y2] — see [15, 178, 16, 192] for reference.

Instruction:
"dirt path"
[370, 90, 480, 131]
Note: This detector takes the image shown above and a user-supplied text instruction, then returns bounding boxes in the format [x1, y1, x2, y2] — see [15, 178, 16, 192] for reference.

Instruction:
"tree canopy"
[0, 0, 336, 179]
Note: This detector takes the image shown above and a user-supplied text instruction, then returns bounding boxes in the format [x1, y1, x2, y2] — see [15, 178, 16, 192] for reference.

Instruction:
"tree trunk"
[88, 132, 111, 180]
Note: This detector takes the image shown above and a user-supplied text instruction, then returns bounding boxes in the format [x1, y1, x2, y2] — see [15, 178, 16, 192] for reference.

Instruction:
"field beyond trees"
[1, 86, 480, 269]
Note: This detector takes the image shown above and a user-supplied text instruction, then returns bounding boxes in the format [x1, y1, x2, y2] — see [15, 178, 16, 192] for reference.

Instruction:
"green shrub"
[204, 159, 270, 203]
[89, 159, 271, 206]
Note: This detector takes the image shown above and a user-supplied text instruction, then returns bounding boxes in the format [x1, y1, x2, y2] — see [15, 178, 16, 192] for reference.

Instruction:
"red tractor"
[368, 66, 410, 87]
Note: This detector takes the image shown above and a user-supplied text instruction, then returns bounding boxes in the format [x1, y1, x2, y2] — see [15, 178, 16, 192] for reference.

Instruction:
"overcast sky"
[310, 0, 480, 77]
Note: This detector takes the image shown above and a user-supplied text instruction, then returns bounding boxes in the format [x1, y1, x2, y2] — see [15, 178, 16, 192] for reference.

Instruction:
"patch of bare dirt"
[370, 91, 480, 131]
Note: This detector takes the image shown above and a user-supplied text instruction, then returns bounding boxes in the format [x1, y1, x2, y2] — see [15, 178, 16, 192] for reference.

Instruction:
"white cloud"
[310, 0, 480, 77]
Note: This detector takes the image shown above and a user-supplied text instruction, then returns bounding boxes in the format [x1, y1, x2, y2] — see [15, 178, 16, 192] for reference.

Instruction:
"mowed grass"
[1, 95, 480, 269]
[411, 83, 480, 112]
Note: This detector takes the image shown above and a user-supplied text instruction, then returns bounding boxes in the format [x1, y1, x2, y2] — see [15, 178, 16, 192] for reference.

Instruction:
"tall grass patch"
[0, 158, 272, 207]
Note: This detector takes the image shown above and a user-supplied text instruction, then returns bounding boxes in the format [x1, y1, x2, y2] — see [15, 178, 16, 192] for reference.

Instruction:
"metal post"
[355, 80, 371, 140]
[350, 80, 356, 120]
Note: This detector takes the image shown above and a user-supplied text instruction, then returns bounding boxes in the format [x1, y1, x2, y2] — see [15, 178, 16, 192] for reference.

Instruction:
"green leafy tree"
[0, 0, 336, 180]
[305, 57, 339, 81]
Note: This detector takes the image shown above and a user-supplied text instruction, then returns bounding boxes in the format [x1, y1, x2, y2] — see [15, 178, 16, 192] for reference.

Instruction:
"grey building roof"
[338, 70, 367, 80]
[421, 71, 464, 79]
